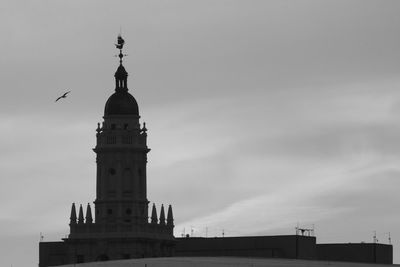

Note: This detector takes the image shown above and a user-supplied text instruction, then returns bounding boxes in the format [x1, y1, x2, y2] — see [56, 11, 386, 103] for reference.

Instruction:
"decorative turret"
[85, 203, 93, 224]
[115, 35, 128, 92]
[78, 204, 84, 224]
[141, 122, 147, 134]
[159, 204, 166, 225]
[151, 203, 158, 224]
[167, 205, 174, 226]
[69, 203, 77, 225]
[115, 64, 128, 92]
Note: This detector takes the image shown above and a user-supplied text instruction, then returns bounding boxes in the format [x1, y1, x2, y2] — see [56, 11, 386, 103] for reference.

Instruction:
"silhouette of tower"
[39, 35, 175, 267]
[91, 37, 149, 230]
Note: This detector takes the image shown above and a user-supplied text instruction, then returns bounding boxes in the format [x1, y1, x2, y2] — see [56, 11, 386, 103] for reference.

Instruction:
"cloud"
[175, 155, 400, 238]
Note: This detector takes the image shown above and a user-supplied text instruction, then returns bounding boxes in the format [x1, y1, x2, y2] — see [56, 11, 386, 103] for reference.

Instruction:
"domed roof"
[104, 91, 139, 116]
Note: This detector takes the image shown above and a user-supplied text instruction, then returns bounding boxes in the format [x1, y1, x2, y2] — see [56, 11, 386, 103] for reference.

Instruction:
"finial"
[159, 204, 166, 225]
[115, 34, 126, 64]
[78, 204, 84, 224]
[85, 203, 93, 224]
[115, 34, 125, 50]
[142, 122, 147, 133]
[167, 205, 174, 226]
[70, 203, 77, 225]
[114, 34, 129, 92]
[151, 203, 158, 224]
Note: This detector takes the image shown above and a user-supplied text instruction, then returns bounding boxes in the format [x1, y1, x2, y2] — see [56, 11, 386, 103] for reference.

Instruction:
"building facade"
[39, 36, 175, 267]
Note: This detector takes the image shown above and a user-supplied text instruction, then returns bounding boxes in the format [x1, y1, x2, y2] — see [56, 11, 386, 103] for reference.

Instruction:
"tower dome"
[104, 91, 139, 116]
[104, 37, 139, 116]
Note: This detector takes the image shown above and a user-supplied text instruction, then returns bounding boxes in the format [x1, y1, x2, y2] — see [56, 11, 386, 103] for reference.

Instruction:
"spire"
[159, 204, 166, 225]
[85, 203, 93, 224]
[114, 34, 128, 92]
[141, 122, 147, 134]
[69, 203, 77, 225]
[78, 204, 84, 224]
[167, 205, 174, 226]
[151, 203, 158, 224]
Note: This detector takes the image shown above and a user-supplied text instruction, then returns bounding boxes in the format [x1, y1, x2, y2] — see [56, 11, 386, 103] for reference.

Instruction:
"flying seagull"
[55, 91, 71, 102]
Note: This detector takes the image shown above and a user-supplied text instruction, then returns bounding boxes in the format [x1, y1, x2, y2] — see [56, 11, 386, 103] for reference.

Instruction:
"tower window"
[126, 208, 132, 215]
[109, 168, 116, 175]
[124, 124, 128, 130]
[107, 209, 113, 215]
[111, 124, 116, 130]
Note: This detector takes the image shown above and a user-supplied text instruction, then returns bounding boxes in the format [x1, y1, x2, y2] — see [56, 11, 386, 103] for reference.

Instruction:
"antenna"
[384, 232, 391, 244]
[181, 228, 186, 237]
[373, 231, 378, 243]
[295, 223, 315, 237]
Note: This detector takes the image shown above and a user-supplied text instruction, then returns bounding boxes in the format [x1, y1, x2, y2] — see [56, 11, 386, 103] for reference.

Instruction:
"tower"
[39, 35, 175, 267]
[93, 37, 149, 229]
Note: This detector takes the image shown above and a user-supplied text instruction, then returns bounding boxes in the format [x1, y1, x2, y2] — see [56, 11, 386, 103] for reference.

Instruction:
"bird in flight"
[55, 91, 71, 102]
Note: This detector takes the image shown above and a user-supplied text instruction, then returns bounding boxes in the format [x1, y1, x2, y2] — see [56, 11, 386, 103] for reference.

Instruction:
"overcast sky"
[2, 1, 400, 266]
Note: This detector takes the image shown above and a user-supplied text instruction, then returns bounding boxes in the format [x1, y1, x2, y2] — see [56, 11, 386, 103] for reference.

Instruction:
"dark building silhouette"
[39, 36, 174, 267]
[317, 243, 393, 264]
[39, 36, 393, 266]
[175, 235, 317, 259]
[175, 236, 392, 264]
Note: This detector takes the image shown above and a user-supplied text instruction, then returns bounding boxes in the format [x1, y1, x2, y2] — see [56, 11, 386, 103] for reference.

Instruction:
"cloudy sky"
[2, 0, 400, 266]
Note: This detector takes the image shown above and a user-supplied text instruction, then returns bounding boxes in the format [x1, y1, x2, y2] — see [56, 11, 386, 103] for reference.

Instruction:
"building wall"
[317, 243, 393, 264]
[175, 235, 317, 260]
[63, 238, 174, 263]
[40, 236, 393, 266]
[39, 242, 68, 267]
[39, 237, 175, 267]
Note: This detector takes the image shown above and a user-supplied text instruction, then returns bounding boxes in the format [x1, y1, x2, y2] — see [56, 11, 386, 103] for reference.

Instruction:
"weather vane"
[115, 34, 126, 64]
